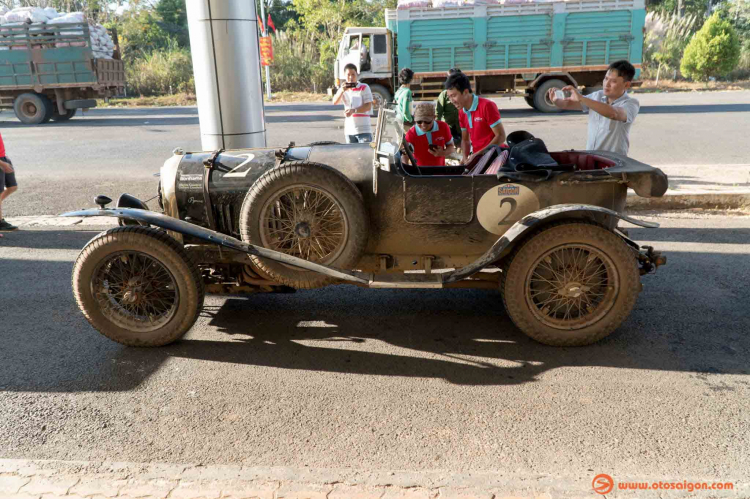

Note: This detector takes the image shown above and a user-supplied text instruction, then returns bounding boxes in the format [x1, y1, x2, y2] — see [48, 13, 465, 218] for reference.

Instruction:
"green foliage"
[116, 9, 176, 59]
[125, 40, 194, 96]
[681, 12, 742, 79]
[262, 29, 333, 92]
[643, 11, 701, 77]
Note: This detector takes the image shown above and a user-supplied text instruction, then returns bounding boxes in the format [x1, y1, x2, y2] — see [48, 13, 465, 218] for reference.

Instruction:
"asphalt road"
[1, 91, 749, 488]
[0, 90, 749, 216]
[0, 212, 749, 484]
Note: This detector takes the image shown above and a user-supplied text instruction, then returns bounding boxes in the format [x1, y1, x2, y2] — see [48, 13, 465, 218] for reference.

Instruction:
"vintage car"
[64, 109, 668, 348]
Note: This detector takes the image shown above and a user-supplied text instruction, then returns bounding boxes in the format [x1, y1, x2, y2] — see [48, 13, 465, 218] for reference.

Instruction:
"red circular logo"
[592, 474, 614, 495]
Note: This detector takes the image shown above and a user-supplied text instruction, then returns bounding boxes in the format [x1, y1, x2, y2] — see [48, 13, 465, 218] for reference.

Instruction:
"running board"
[368, 273, 444, 289]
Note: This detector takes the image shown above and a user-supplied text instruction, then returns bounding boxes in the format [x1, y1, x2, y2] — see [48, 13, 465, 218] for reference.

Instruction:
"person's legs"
[0, 158, 18, 231]
[354, 133, 373, 143]
[345, 134, 358, 144]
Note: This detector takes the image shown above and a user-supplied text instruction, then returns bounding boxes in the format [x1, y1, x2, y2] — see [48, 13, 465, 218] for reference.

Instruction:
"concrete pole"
[186, 0, 267, 150]
[258, 0, 272, 100]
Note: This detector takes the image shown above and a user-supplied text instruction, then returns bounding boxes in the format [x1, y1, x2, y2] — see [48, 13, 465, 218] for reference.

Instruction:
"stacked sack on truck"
[0, 7, 115, 59]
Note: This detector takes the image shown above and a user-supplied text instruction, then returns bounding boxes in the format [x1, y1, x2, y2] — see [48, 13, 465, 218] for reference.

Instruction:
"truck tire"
[13, 93, 54, 125]
[524, 94, 536, 110]
[368, 84, 391, 117]
[52, 108, 77, 122]
[239, 161, 369, 289]
[501, 222, 640, 346]
[72, 226, 205, 347]
[532, 79, 567, 113]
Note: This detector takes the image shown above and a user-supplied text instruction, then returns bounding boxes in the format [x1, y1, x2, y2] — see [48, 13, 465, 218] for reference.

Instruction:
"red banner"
[259, 36, 273, 66]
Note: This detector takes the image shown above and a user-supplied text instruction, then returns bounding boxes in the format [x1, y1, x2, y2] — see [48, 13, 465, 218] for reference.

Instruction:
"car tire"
[72, 226, 205, 347]
[532, 79, 567, 113]
[368, 84, 391, 117]
[52, 108, 77, 122]
[501, 222, 640, 346]
[239, 161, 369, 289]
[13, 93, 54, 125]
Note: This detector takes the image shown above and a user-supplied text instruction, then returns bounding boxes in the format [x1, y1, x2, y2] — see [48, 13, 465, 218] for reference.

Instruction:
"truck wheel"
[72, 226, 205, 347]
[13, 93, 54, 125]
[532, 79, 567, 113]
[239, 161, 369, 289]
[369, 84, 391, 117]
[501, 222, 640, 346]
[52, 108, 77, 122]
[524, 94, 536, 110]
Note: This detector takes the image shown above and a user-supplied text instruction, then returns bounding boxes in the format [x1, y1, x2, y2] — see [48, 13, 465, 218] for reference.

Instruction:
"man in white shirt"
[549, 60, 640, 156]
[333, 63, 374, 143]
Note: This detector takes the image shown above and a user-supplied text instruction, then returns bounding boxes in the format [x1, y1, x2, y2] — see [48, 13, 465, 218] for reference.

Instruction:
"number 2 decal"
[498, 197, 517, 225]
[223, 153, 255, 178]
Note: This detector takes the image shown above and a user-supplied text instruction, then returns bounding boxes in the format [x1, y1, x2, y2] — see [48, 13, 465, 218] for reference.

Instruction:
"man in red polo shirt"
[404, 102, 455, 167]
[444, 72, 506, 164]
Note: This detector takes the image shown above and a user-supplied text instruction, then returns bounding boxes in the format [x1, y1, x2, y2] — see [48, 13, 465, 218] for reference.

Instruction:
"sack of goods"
[0, 7, 115, 59]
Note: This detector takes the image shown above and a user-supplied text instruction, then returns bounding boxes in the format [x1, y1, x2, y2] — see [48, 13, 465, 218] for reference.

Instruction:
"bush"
[643, 11, 701, 79]
[125, 43, 195, 96]
[262, 29, 334, 92]
[681, 12, 742, 81]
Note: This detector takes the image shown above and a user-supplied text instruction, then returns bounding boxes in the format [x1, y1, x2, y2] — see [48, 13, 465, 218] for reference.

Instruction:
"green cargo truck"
[334, 0, 645, 112]
[0, 22, 125, 124]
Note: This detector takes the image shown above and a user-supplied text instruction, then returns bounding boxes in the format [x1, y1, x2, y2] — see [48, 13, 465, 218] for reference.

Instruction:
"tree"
[681, 12, 741, 79]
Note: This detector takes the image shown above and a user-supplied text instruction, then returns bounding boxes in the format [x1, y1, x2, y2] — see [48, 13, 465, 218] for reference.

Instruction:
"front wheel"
[501, 222, 640, 346]
[368, 84, 391, 118]
[72, 226, 205, 347]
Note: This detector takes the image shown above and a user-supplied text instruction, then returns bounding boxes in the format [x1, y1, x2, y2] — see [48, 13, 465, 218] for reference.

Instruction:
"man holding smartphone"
[403, 102, 455, 166]
[333, 63, 374, 143]
[548, 60, 640, 156]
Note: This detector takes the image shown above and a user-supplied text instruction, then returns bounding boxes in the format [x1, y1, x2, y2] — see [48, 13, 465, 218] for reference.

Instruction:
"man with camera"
[548, 60, 640, 156]
[333, 63, 374, 143]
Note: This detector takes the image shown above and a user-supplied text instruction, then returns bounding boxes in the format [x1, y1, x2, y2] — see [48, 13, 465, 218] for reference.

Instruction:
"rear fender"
[62, 207, 370, 285]
[442, 204, 658, 284]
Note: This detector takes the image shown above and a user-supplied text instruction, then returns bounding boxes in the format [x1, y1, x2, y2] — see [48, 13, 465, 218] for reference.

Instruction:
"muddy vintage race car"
[65, 109, 668, 348]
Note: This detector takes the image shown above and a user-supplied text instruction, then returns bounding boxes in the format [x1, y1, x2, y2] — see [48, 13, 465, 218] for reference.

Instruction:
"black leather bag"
[506, 138, 561, 171]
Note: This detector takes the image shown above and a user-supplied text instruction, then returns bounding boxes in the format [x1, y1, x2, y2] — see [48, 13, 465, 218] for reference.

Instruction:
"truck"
[334, 0, 645, 113]
[0, 21, 125, 124]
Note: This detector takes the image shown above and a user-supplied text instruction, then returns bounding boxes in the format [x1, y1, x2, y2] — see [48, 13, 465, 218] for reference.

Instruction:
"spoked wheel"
[260, 185, 349, 264]
[240, 161, 368, 289]
[502, 222, 640, 346]
[73, 226, 204, 346]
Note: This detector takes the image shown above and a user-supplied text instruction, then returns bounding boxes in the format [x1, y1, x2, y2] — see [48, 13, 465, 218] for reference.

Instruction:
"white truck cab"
[334, 27, 395, 114]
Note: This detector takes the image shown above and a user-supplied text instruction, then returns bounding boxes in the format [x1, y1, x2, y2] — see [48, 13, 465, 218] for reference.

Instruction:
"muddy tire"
[72, 226, 205, 347]
[239, 161, 369, 289]
[501, 222, 640, 346]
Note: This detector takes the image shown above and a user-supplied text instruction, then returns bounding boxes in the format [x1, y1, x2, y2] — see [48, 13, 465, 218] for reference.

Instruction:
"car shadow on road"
[1, 230, 748, 392]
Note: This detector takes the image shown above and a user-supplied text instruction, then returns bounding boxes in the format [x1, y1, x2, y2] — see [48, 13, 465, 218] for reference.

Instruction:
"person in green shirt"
[394, 67, 414, 129]
[436, 67, 462, 148]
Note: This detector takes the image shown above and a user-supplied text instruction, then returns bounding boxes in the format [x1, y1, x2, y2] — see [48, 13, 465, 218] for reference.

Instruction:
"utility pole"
[186, 0, 267, 150]
[258, 0, 272, 100]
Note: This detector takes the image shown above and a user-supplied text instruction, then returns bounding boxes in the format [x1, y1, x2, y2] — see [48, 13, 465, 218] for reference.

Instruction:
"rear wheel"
[52, 108, 77, 122]
[240, 162, 369, 289]
[13, 93, 54, 124]
[532, 79, 567, 113]
[72, 226, 205, 347]
[501, 222, 640, 346]
[524, 94, 536, 109]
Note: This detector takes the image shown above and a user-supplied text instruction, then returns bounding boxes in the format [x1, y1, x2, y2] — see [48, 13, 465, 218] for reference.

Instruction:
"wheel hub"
[294, 221, 312, 238]
[558, 282, 590, 298]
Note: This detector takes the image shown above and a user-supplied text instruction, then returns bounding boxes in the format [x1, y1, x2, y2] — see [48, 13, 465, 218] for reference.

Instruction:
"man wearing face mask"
[403, 102, 456, 166]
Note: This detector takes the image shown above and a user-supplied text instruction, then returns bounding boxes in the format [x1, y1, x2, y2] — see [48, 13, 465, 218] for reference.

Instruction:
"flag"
[257, 14, 265, 35]
[267, 14, 276, 33]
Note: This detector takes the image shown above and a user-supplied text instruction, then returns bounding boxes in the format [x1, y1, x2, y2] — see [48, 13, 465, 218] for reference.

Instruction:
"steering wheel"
[402, 140, 422, 175]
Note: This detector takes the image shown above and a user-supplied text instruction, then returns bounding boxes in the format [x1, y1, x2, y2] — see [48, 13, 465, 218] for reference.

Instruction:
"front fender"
[441, 204, 658, 284]
[62, 207, 370, 285]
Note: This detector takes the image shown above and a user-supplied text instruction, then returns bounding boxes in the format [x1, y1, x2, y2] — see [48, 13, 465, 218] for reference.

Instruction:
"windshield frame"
[374, 107, 404, 161]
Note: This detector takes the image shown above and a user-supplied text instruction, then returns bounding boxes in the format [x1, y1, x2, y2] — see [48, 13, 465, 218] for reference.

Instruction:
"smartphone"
[555, 89, 571, 100]
[428, 144, 438, 151]
[344, 82, 357, 89]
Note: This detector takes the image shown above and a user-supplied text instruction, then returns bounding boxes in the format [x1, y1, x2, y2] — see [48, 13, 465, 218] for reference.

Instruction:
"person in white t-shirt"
[333, 63, 374, 143]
